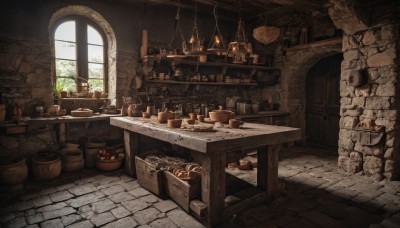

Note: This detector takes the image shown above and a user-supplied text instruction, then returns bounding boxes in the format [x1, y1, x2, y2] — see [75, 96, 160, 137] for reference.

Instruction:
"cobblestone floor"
[0, 146, 399, 228]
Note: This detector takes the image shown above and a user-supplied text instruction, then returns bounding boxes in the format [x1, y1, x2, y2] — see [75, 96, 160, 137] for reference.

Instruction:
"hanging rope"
[169, 0, 187, 50]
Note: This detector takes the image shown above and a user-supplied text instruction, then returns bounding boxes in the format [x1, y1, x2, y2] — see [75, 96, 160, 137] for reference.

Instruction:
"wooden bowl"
[209, 110, 234, 123]
[95, 156, 123, 171]
[168, 119, 182, 128]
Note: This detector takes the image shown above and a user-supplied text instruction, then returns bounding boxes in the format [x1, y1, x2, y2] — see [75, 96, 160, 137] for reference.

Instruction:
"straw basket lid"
[253, 26, 280, 45]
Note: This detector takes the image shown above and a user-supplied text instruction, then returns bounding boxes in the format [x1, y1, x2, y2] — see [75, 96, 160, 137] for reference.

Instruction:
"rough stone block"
[367, 50, 395, 67]
[374, 118, 395, 132]
[154, 200, 178, 213]
[61, 214, 81, 226]
[42, 207, 76, 220]
[340, 97, 352, 105]
[362, 30, 377, 46]
[365, 97, 391, 109]
[90, 212, 115, 227]
[344, 50, 360, 61]
[50, 190, 74, 203]
[102, 217, 138, 228]
[339, 116, 359, 129]
[338, 156, 350, 172]
[65, 220, 93, 228]
[133, 207, 161, 225]
[376, 84, 395, 97]
[121, 199, 149, 214]
[363, 156, 383, 176]
[110, 206, 131, 219]
[340, 81, 351, 97]
[31, 88, 51, 99]
[377, 110, 397, 121]
[351, 97, 366, 107]
[166, 209, 204, 228]
[384, 148, 394, 159]
[26, 214, 44, 224]
[384, 160, 394, 172]
[108, 192, 135, 203]
[91, 199, 117, 214]
[339, 136, 354, 150]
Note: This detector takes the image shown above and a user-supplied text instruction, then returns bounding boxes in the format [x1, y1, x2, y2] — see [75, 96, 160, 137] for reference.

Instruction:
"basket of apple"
[95, 148, 125, 171]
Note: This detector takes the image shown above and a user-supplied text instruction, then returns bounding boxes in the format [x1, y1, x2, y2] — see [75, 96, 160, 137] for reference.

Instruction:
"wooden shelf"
[144, 80, 257, 86]
[175, 59, 278, 71]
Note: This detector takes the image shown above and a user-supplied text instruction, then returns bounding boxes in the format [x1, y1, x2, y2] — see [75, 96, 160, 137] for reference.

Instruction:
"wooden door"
[306, 54, 342, 147]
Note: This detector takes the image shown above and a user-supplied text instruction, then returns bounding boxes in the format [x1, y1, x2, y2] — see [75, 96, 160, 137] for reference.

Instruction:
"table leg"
[201, 151, 226, 227]
[59, 123, 67, 143]
[124, 130, 139, 177]
[257, 144, 282, 199]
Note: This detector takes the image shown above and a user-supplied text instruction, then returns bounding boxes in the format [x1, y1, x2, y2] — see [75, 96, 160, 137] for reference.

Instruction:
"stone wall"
[0, 38, 53, 116]
[338, 23, 399, 181]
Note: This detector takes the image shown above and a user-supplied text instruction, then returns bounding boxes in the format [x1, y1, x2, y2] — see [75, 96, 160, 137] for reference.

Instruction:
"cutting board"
[71, 110, 93, 117]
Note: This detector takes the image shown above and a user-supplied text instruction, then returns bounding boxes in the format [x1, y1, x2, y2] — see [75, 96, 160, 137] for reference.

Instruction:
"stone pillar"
[332, 1, 400, 181]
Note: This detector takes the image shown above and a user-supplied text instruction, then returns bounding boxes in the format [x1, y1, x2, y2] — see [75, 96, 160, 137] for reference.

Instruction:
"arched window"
[53, 16, 107, 94]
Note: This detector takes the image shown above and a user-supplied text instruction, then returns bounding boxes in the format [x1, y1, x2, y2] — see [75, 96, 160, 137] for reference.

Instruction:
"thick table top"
[110, 117, 301, 153]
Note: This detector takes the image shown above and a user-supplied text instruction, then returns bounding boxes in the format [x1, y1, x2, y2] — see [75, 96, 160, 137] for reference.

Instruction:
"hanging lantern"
[207, 5, 227, 53]
[168, 0, 187, 55]
[227, 14, 252, 63]
[186, 4, 204, 55]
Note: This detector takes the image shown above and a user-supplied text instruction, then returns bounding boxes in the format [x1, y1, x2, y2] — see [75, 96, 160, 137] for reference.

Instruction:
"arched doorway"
[306, 53, 342, 148]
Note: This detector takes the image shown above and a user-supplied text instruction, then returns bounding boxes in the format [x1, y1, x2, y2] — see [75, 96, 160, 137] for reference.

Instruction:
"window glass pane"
[55, 41, 76, 60]
[88, 79, 103, 92]
[56, 59, 77, 78]
[88, 45, 103, 63]
[57, 77, 76, 92]
[55, 21, 76, 42]
[88, 25, 103, 45]
[88, 63, 104, 79]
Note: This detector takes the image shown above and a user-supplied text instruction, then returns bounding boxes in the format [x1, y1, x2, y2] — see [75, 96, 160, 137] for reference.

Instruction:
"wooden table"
[110, 116, 301, 227]
[27, 114, 121, 142]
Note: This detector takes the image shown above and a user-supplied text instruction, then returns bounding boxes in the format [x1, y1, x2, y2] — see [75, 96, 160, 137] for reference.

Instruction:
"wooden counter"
[111, 116, 301, 227]
[27, 114, 121, 142]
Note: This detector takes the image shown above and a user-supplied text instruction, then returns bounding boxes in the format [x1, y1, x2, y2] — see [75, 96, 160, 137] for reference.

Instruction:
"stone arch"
[278, 41, 342, 143]
[48, 5, 117, 104]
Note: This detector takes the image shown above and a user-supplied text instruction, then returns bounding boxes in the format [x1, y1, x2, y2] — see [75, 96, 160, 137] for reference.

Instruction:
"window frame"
[52, 15, 108, 94]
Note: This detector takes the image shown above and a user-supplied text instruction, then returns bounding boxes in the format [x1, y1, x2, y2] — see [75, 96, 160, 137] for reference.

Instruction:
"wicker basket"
[94, 155, 123, 171]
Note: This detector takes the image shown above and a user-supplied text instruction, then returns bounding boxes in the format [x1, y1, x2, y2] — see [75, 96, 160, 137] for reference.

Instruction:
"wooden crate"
[163, 170, 201, 212]
[135, 156, 163, 196]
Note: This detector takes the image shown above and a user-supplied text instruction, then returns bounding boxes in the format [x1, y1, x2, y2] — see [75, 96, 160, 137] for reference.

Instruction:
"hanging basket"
[253, 26, 280, 45]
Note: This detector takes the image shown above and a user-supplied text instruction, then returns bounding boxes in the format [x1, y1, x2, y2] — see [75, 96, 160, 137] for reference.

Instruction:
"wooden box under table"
[163, 170, 201, 212]
[135, 156, 163, 196]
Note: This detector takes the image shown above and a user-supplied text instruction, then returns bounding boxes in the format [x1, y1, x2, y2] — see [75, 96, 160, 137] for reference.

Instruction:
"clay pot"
[209, 110, 234, 123]
[158, 111, 174, 123]
[142, 112, 151, 118]
[197, 115, 205, 122]
[158, 112, 168, 123]
[189, 113, 197, 121]
[168, 119, 182, 128]
[0, 157, 28, 185]
[229, 119, 243, 128]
